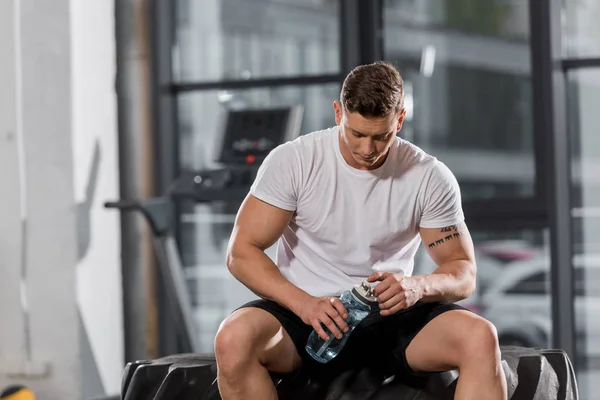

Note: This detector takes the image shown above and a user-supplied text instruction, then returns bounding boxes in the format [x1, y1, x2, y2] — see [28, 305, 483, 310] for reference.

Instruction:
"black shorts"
[238, 299, 467, 387]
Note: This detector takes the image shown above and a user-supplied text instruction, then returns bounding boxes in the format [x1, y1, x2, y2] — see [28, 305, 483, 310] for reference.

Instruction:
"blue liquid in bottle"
[305, 281, 377, 363]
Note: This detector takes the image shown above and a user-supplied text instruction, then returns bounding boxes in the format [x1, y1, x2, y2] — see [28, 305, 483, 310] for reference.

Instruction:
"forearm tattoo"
[427, 224, 466, 249]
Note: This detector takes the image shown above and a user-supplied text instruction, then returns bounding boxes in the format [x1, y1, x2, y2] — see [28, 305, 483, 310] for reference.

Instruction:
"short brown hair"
[340, 61, 404, 118]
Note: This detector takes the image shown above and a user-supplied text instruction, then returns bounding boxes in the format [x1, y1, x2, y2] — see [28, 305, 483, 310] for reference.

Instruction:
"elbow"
[449, 260, 476, 301]
[225, 251, 234, 272]
[226, 254, 244, 282]
[465, 277, 476, 299]
[225, 242, 253, 278]
[463, 262, 477, 299]
[225, 245, 240, 276]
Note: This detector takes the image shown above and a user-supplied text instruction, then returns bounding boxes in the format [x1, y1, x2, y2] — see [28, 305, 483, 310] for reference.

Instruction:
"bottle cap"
[352, 281, 378, 306]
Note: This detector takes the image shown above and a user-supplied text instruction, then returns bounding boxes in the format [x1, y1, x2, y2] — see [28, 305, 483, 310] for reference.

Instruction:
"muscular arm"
[226, 194, 311, 314]
[416, 222, 477, 303]
[371, 163, 475, 313]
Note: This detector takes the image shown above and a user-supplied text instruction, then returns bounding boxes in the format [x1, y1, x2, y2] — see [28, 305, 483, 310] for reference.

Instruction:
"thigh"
[232, 301, 362, 382]
[216, 303, 303, 374]
[352, 302, 466, 379]
[405, 309, 494, 373]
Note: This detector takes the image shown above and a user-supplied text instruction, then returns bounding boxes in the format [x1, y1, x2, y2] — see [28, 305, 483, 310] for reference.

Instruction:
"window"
[574, 267, 600, 297]
[564, 0, 600, 57]
[383, 0, 535, 201]
[176, 83, 340, 352]
[505, 272, 547, 295]
[567, 68, 600, 394]
[384, 0, 529, 40]
[413, 228, 551, 348]
[177, 83, 340, 171]
[173, 0, 340, 82]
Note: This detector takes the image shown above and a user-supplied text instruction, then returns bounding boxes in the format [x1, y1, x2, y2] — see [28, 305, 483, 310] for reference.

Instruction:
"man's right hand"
[295, 296, 350, 341]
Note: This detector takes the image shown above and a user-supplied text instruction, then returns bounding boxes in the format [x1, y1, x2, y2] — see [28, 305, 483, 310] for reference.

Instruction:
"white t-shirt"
[249, 126, 464, 297]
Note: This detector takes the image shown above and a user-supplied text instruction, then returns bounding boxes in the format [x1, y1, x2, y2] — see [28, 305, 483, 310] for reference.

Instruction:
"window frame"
[144, 0, 600, 363]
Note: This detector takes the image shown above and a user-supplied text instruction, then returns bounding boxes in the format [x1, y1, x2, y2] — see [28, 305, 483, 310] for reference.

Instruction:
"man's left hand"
[367, 272, 423, 316]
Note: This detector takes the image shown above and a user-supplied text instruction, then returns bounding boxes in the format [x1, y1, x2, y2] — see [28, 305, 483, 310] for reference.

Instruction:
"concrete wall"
[0, 0, 80, 399]
[70, 0, 123, 397]
[0, 0, 122, 398]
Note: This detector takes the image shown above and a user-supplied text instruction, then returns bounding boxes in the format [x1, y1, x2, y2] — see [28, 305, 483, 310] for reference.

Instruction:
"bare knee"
[459, 317, 500, 364]
[215, 318, 257, 375]
[215, 308, 301, 377]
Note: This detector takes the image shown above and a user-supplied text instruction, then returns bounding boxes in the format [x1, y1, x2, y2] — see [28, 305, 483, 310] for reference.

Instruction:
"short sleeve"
[419, 161, 465, 228]
[249, 142, 300, 211]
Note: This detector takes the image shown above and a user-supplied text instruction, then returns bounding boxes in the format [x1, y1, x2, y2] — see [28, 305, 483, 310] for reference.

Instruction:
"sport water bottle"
[305, 281, 378, 363]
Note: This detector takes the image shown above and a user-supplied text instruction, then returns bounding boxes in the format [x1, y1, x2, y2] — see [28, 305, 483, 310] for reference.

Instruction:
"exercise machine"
[105, 105, 304, 354]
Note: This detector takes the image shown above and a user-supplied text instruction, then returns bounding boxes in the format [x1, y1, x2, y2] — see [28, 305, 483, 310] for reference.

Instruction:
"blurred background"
[0, 0, 599, 399]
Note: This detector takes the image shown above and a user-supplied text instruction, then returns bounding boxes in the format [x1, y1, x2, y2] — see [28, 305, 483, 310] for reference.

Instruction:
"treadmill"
[105, 105, 303, 353]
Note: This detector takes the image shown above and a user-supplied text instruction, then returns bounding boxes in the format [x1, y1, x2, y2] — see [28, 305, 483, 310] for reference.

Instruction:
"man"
[215, 61, 507, 400]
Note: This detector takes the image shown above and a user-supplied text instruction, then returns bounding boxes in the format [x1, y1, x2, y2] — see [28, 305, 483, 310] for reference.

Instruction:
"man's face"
[334, 101, 406, 170]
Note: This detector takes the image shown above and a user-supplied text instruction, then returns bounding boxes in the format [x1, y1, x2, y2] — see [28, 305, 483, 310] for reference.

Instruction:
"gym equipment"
[182, 106, 304, 196]
[171, 106, 304, 254]
[214, 107, 303, 167]
[105, 106, 304, 354]
[119, 346, 578, 399]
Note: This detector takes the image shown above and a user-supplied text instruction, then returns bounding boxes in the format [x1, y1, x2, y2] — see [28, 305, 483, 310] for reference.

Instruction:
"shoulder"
[288, 126, 337, 153]
[273, 126, 337, 165]
[261, 126, 336, 171]
[428, 159, 457, 184]
[259, 140, 298, 171]
[394, 139, 458, 189]
[395, 139, 438, 174]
